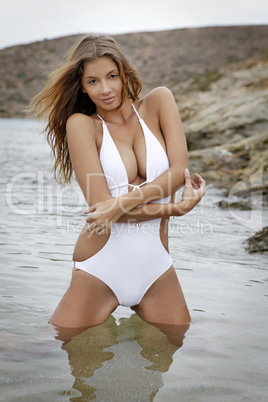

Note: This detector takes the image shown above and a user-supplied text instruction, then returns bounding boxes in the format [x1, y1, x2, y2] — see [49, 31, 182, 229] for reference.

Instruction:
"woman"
[31, 34, 205, 330]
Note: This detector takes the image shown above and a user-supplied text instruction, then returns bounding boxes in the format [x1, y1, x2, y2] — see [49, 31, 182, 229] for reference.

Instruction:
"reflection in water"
[57, 314, 189, 401]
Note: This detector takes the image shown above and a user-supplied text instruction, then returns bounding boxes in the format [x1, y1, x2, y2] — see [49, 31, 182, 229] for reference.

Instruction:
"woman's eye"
[109, 74, 118, 79]
[88, 80, 97, 84]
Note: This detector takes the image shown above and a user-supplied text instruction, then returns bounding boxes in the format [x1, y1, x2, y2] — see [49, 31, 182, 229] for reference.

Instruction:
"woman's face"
[81, 56, 123, 114]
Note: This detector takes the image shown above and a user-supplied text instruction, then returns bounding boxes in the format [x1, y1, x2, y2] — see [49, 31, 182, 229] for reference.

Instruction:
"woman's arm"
[117, 203, 177, 223]
[85, 169, 206, 223]
[66, 113, 114, 205]
[86, 170, 206, 232]
[116, 170, 206, 223]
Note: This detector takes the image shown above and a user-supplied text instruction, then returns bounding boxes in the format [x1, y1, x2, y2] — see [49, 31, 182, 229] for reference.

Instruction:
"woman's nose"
[101, 80, 111, 94]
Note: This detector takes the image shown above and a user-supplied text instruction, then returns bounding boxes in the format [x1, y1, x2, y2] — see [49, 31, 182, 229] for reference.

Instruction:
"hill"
[0, 25, 267, 118]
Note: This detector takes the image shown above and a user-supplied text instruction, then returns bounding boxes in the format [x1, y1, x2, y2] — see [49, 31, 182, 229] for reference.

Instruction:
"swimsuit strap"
[131, 103, 142, 121]
[128, 181, 148, 191]
[108, 181, 148, 191]
[97, 114, 105, 124]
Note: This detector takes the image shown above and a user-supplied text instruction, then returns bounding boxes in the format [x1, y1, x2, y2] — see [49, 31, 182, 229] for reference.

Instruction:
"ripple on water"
[1, 119, 268, 401]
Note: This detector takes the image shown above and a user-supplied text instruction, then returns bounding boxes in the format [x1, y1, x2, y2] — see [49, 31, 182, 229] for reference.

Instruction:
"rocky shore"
[245, 227, 268, 253]
[184, 56, 268, 196]
[181, 55, 268, 253]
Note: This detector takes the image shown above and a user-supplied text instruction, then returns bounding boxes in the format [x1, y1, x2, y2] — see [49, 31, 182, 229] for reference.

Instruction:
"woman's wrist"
[117, 191, 144, 214]
[173, 201, 188, 217]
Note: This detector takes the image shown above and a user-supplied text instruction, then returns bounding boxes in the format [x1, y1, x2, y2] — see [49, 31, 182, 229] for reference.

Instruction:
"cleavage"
[108, 122, 147, 183]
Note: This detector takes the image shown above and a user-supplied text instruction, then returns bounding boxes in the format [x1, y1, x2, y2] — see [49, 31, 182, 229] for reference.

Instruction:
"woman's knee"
[49, 301, 115, 329]
[49, 273, 118, 328]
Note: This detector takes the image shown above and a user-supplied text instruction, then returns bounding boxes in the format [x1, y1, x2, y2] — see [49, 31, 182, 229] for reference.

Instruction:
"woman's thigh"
[49, 269, 119, 328]
[133, 267, 191, 326]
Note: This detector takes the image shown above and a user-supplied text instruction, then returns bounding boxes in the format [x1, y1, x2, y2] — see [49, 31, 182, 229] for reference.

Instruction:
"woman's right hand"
[83, 198, 123, 235]
[175, 169, 206, 216]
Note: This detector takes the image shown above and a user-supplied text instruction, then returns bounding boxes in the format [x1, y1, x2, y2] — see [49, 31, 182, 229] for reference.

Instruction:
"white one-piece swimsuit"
[73, 104, 173, 307]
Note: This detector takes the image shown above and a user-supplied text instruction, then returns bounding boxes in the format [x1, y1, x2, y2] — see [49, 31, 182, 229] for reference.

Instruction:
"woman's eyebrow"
[85, 70, 118, 79]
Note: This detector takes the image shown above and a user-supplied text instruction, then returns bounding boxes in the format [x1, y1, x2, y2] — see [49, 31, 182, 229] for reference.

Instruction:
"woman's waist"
[112, 218, 162, 234]
[79, 217, 167, 239]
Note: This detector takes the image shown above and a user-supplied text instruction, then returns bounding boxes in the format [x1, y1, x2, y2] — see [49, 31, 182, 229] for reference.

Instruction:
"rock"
[181, 56, 268, 151]
[217, 200, 252, 210]
[188, 130, 268, 190]
[179, 52, 268, 200]
[184, 55, 268, 201]
[245, 227, 268, 253]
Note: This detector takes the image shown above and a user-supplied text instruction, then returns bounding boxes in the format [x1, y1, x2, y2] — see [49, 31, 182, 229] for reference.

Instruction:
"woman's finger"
[194, 173, 205, 184]
[184, 168, 192, 185]
[83, 205, 96, 215]
[86, 222, 94, 232]
[86, 214, 94, 223]
[191, 179, 198, 189]
[197, 181, 206, 198]
[98, 227, 108, 235]
[91, 225, 107, 235]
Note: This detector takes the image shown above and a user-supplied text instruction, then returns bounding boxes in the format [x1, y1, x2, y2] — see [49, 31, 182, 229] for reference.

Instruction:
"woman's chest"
[97, 120, 167, 183]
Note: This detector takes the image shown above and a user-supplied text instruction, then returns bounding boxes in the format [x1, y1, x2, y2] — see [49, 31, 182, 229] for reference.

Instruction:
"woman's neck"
[96, 99, 134, 125]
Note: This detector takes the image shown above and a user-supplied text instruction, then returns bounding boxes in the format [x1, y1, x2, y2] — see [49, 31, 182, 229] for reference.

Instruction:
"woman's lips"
[102, 97, 114, 104]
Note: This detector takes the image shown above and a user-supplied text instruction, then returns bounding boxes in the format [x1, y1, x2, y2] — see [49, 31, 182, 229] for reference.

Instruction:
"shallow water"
[0, 118, 267, 401]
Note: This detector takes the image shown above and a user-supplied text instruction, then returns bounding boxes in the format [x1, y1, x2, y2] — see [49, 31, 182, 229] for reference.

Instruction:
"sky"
[0, 0, 267, 49]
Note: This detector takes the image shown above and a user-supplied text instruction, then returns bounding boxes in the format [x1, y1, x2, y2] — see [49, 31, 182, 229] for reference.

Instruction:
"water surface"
[0, 119, 267, 401]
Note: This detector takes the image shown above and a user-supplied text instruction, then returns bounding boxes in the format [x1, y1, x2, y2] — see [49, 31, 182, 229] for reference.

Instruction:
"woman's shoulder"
[140, 86, 175, 109]
[144, 86, 174, 100]
[66, 113, 99, 137]
[66, 112, 95, 128]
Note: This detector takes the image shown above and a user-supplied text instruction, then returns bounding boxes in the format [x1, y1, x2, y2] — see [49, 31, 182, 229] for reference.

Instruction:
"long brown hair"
[29, 34, 143, 184]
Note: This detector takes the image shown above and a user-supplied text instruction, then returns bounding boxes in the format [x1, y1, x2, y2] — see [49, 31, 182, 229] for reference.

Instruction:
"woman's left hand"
[176, 169, 206, 215]
[83, 198, 123, 235]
